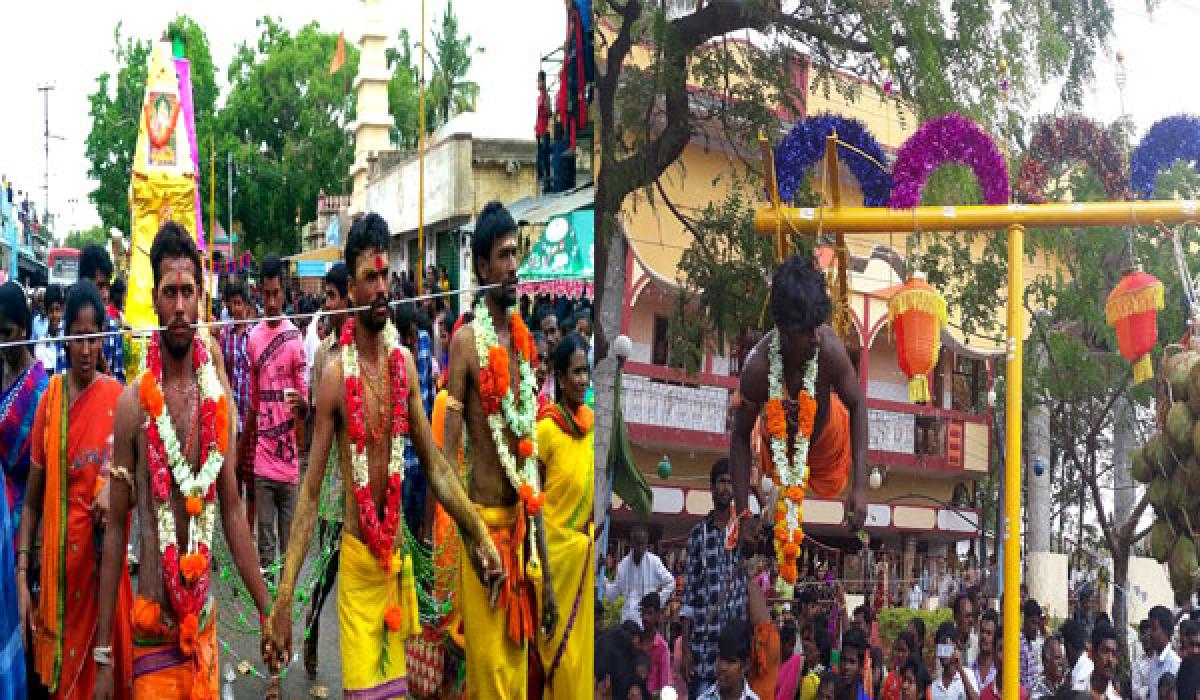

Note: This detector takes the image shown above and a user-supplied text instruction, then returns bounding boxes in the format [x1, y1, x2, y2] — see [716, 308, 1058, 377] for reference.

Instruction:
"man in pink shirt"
[243, 255, 308, 574]
[639, 592, 673, 697]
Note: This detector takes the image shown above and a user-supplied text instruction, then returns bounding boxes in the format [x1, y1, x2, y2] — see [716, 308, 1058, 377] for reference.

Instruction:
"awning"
[518, 208, 594, 297]
[462, 182, 594, 232]
[286, 246, 342, 263]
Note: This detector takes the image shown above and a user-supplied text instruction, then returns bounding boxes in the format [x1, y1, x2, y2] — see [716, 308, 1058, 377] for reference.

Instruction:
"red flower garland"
[142, 333, 220, 622]
[341, 318, 410, 569]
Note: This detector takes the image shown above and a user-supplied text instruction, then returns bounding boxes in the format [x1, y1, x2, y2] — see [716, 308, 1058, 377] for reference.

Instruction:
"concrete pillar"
[1026, 551, 1068, 619]
[1025, 336, 1052, 554]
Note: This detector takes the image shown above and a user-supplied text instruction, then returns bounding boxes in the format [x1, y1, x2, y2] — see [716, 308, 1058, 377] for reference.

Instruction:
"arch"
[774, 114, 892, 206]
[888, 113, 1008, 209]
[1015, 114, 1128, 204]
[1130, 114, 1200, 199]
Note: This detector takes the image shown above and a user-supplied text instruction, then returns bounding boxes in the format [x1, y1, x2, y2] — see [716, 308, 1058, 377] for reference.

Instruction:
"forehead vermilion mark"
[374, 254, 387, 271]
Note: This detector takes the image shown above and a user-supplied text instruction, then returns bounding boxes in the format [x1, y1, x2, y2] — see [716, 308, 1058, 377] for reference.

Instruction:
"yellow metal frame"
[753, 141, 1200, 700]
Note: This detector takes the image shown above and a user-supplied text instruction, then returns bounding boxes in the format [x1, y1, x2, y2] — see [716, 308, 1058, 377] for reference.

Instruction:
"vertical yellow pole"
[417, 0, 426, 295]
[1003, 222, 1023, 700]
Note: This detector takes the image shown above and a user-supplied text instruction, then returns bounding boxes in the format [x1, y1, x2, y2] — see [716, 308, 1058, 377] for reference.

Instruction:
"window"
[951, 355, 986, 414]
[652, 315, 669, 366]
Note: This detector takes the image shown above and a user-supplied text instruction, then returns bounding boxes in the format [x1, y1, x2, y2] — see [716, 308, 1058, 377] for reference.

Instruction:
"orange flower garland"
[765, 332, 820, 584]
[140, 371, 164, 418]
[185, 496, 204, 516]
[214, 395, 229, 454]
[180, 551, 208, 584]
[764, 399, 787, 440]
[488, 346, 511, 397]
[511, 314, 536, 363]
[178, 613, 199, 656]
[132, 596, 165, 636]
[384, 605, 405, 632]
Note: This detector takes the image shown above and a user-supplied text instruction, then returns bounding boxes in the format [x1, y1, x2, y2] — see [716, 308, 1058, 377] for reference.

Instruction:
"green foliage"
[85, 23, 151, 236]
[85, 9, 480, 259]
[219, 17, 360, 257]
[63, 225, 108, 251]
[387, 2, 480, 149]
[876, 606, 953, 650]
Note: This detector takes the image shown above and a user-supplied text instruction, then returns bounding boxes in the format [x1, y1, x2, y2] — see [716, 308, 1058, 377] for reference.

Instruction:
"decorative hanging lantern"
[888, 272, 948, 404]
[1106, 268, 1164, 385]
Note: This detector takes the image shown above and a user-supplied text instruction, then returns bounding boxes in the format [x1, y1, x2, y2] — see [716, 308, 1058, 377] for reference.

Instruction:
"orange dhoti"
[131, 617, 217, 700]
[461, 504, 536, 700]
[758, 394, 851, 498]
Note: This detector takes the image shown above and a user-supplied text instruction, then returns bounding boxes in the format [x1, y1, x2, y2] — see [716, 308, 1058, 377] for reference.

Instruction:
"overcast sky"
[0, 0, 567, 237]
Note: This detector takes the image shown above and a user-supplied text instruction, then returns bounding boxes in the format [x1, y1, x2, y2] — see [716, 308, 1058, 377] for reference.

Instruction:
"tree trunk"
[1026, 343, 1053, 553]
[593, 192, 629, 536]
[1112, 542, 1131, 663]
[1112, 394, 1135, 542]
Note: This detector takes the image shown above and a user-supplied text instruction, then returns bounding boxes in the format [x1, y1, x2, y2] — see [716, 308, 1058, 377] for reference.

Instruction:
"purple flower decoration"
[888, 112, 1009, 208]
[1130, 114, 1200, 199]
[774, 114, 892, 206]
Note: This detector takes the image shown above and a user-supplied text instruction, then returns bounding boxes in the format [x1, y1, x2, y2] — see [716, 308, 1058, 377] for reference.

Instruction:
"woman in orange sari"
[16, 281, 133, 699]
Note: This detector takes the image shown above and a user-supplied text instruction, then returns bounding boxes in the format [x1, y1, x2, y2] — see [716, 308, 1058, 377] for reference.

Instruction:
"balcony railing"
[621, 374, 731, 435]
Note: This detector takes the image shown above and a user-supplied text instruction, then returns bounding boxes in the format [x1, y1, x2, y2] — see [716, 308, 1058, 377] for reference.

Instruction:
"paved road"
[131, 527, 346, 698]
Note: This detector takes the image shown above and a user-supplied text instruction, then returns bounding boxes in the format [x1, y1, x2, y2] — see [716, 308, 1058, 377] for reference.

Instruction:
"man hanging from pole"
[264, 213, 505, 697]
[730, 254, 870, 543]
[442, 201, 558, 698]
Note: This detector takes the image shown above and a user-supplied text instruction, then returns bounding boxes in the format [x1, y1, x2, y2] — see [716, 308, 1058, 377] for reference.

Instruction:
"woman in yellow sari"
[17, 281, 133, 699]
[535, 332, 593, 699]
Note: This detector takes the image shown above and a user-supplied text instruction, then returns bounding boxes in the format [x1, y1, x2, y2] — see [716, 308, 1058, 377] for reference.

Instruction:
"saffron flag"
[329, 32, 345, 75]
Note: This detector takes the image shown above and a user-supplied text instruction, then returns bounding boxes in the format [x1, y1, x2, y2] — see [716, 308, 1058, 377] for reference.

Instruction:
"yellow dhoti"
[461, 504, 535, 699]
[339, 532, 416, 698]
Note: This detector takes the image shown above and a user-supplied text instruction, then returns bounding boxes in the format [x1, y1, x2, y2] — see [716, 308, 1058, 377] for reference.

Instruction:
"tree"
[387, 2, 481, 149]
[85, 16, 219, 236]
[85, 24, 150, 236]
[592, 0, 1123, 530]
[218, 17, 360, 256]
[426, 0, 481, 126]
[63, 225, 108, 251]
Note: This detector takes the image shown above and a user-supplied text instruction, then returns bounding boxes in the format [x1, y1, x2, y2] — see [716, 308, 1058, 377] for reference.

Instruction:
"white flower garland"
[342, 322, 406, 488]
[768, 331, 819, 537]
[146, 342, 223, 555]
[472, 301, 540, 496]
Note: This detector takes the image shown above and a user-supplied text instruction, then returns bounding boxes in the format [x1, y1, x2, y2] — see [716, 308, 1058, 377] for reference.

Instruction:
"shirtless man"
[731, 254, 869, 537]
[443, 200, 558, 698]
[264, 213, 504, 697]
[94, 222, 271, 699]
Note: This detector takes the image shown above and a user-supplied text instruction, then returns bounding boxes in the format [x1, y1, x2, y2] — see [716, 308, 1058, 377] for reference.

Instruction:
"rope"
[0, 282, 509, 349]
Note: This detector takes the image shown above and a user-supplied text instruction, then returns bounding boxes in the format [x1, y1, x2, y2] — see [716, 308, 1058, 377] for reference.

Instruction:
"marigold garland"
[139, 332, 224, 634]
[765, 332, 819, 584]
[340, 317, 409, 571]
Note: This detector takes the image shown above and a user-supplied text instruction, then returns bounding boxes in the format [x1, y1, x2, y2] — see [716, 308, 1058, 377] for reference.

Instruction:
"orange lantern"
[1105, 268, 1164, 385]
[888, 273, 948, 404]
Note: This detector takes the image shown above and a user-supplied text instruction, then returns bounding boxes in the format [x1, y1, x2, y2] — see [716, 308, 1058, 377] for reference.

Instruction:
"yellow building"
[608, 43, 1040, 583]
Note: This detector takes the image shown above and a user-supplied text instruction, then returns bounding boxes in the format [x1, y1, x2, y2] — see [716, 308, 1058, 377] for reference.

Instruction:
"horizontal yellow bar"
[754, 200, 1200, 234]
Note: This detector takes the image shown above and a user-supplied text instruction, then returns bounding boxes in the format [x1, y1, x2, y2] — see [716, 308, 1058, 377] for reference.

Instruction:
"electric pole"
[37, 84, 54, 228]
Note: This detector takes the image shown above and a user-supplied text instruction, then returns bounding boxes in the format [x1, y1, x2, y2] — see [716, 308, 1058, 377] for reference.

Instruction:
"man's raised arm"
[731, 346, 767, 516]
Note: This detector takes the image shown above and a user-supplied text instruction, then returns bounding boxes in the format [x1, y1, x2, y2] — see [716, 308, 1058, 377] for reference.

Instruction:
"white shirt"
[698, 680, 759, 700]
[909, 584, 923, 610]
[605, 551, 675, 623]
[1147, 645, 1181, 700]
[932, 670, 970, 700]
[1133, 652, 1152, 700]
[1070, 653, 1094, 691]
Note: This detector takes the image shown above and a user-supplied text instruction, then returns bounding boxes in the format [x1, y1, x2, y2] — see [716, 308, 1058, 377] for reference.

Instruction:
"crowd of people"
[0, 200, 595, 698]
[594, 254, 1197, 700]
[597, 452, 1200, 700]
